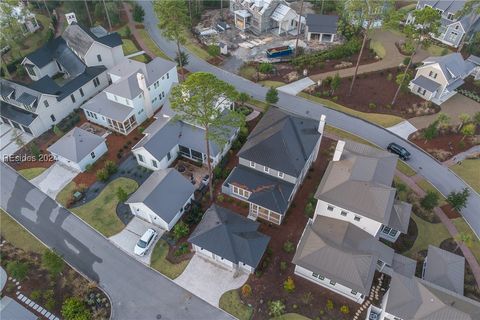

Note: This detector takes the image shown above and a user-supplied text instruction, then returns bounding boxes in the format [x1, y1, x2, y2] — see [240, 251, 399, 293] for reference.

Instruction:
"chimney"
[313, 114, 326, 162]
[332, 140, 345, 162]
[65, 12, 77, 25]
[137, 73, 154, 118]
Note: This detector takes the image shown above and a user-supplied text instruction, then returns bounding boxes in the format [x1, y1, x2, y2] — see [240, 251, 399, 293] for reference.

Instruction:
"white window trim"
[278, 171, 284, 178]
[249, 161, 255, 168]
[264, 166, 269, 173]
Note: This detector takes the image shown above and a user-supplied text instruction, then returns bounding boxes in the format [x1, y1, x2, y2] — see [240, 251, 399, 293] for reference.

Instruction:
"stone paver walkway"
[443, 145, 480, 167]
[395, 169, 480, 287]
[310, 29, 430, 81]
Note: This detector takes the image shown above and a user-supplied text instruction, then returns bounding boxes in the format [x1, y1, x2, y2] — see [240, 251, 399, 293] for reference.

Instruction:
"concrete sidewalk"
[387, 120, 417, 139]
[278, 77, 315, 95]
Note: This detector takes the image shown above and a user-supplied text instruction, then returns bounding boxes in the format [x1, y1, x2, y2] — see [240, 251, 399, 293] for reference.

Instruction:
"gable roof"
[315, 141, 397, 224]
[424, 245, 465, 295]
[189, 205, 270, 267]
[62, 23, 122, 58]
[238, 107, 320, 177]
[421, 53, 475, 84]
[306, 14, 339, 34]
[47, 127, 105, 162]
[411, 75, 442, 92]
[0, 101, 38, 126]
[391, 253, 417, 278]
[385, 272, 480, 320]
[418, 1, 467, 15]
[387, 200, 412, 234]
[126, 169, 195, 224]
[293, 216, 394, 295]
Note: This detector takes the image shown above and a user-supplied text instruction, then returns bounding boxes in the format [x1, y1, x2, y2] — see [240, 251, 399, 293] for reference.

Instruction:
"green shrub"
[173, 221, 190, 240]
[96, 168, 109, 182]
[305, 202, 315, 217]
[6, 261, 29, 280]
[326, 299, 334, 311]
[292, 38, 361, 68]
[268, 300, 285, 317]
[116, 187, 129, 202]
[29, 144, 41, 160]
[61, 297, 91, 320]
[280, 261, 287, 272]
[283, 276, 295, 292]
[216, 194, 225, 202]
[369, 102, 376, 109]
[207, 44, 220, 57]
[420, 191, 439, 210]
[105, 160, 118, 175]
[387, 73, 393, 81]
[42, 250, 65, 277]
[174, 242, 190, 256]
[258, 62, 274, 74]
[30, 290, 42, 301]
[283, 240, 295, 253]
[133, 4, 145, 22]
[447, 188, 470, 212]
[340, 305, 350, 314]
[266, 87, 279, 104]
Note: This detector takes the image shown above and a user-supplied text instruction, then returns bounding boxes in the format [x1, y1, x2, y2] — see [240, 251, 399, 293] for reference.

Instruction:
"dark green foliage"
[207, 44, 220, 56]
[174, 242, 190, 256]
[265, 87, 279, 104]
[133, 4, 145, 22]
[258, 62, 274, 74]
[42, 250, 65, 277]
[96, 168, 109, 182]
[447, 188, 470, 212]
[61, 297, 91, 320]
[283, 240, 295, 253]
[173, 221, 189, 240]
[420, 191, 439, 210]
[175, 51, 189, 67]
[6, 261, 29, 280]
[116, 187, 128, 202]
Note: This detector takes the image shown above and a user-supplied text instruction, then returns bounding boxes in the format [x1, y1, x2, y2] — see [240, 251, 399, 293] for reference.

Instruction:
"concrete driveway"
[278, 77, 315, 95]
[30, 163, 78, 199]
[387, 120, 418, 139]
[109, 217, 163, 265]
[174, 254, 249, 307]
[0, 125, 33, 160]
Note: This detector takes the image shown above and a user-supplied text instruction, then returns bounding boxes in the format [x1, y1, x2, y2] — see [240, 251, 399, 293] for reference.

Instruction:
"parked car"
[387, 142, 411, 160]
[134, 228, 158, 256]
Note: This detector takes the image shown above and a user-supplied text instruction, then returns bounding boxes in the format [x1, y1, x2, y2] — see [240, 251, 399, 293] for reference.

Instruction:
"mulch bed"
[0, 240, 110, 319]
[410, 132, 478, 162]
[441, 204, 462, 219]
[307, 67, 433, 118]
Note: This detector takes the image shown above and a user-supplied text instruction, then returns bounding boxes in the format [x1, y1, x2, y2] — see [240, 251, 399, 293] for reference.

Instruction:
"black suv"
[387, 142, 411, 160]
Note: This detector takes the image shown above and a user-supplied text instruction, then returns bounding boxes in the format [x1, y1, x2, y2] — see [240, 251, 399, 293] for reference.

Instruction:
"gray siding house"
[222, 107, 325, 225]
[305, 14, 339, 43]
[407, 0, 480, 48]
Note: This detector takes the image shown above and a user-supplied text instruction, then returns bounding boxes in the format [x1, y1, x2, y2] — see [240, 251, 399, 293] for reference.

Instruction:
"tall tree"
[0, 0, 27, 76]
[84, 0, 93, 26]
[344, 0, 394, 96]
[391, 6, 441, 105]
[102, 0, 112, 30]
[294, 0, 304, 58]
[169, 72, 244, 202]
[154, 0, 190, 81]
[456, 0, 480, 51]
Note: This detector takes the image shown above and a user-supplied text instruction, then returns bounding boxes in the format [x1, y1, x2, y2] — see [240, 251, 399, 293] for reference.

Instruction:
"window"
[25, 64, 36, 77]
[138, 154, 144, 162]
[167, 152, 171, 161]
[428, 71, 437, 79]
[97, 54, 102, 62]
[90, 152, 96, 159]
[166, 72, 169, 79]
[93, 77, 100, 87]
[327, 205, 334, 211]
[44, 100, 49, 108]
[382, 226, 392, 234]
[351, 290, 357, 295]
[329, 281, 336, 286]
[249, 161, 255, 168]
[50, 114, 56, 122]
[319, 275, 324, 280]
[447, 12, 454, 20]
[455, 24, 459, 30]
[417, 87, 427, 95]
[340, 210, 347, 217]
[232, 185, 251, 198]
[263, 166, 269, 173]
[70, 94, 76, 103]
[278, 171, 284, 178]
[354, 216, 361, 221]
[79, 88, 84, 97]
[312, 273, 319, 278]
[152, 160, 158, 168]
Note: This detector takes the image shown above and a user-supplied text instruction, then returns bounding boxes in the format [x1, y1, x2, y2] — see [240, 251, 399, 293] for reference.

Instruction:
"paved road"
[0, 163, 232, 320]
[140, 1, 480, 236]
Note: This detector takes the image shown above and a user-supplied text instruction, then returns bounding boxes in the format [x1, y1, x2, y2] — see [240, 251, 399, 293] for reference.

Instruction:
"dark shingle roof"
[189, 205, 270, 268]
[0, 101, 38, 126]
[411, 75, 441, 92]
[238, 107, 320, 177]
[306, 14, 339, 34]
[62, 23, 122, 57]
[224, 165, 295, 215]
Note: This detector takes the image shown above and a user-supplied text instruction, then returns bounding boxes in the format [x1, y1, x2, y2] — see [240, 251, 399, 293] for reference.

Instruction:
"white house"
[409, 53, 480, 105]
[222, 107, 326, 225]
[293, 216, 394, 304]
[314, 140, 411, 242]
[305, 14, 339, 43]
[82, 58, 178, 135]
[126, 168, 195, 231]
[188, 204, 270, 274]
[47, 127, 107, 172]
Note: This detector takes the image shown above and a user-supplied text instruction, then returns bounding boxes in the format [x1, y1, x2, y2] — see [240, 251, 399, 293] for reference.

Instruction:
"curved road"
[139, 1, 480, 236]
[0, 163, 232, 320]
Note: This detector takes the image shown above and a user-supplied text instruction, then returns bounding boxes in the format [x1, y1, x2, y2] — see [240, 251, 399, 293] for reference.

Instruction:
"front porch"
[234, 9, 252, 31]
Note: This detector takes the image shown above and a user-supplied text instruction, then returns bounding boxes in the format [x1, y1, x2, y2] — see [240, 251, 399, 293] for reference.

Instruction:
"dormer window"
[97, 54, 102, 62]
[447, 13, 454, 20]
[44, 100, 49, 108]
[263, 166, 269, 173]
[250, 161, 255, 168]
[278, 171, 284, 178]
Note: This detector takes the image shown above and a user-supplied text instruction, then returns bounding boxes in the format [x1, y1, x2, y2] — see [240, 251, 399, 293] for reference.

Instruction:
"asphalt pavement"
[0, 162, 232, 320]
[139, 1, 480, 236]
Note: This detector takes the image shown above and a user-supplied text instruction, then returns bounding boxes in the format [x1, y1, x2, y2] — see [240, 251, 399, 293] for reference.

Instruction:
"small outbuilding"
[47, 127, 107, 172]
[189, 204, 270, 273]
[126, 168, 195, 230]
[305, 14, 339, 43]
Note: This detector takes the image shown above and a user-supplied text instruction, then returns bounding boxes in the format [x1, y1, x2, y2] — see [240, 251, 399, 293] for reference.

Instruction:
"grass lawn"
[122, 39, 139, 55]
[248, 99, 270, 111]
[370, 40, 386, 59]
[219, 289, 253, 320]
[18, 167, 47, 180]
[325, 125, 377, 147]
[452, 218, 480, 264]
[184, 33, 212, 60]
[427, 44, 452, 56]
[397, 161, 416, 177]
[150, 240, 190, 279]
[56, 181, 78, 207]
[135, 28, 171, 61]
[405, 214, 451, 258]
[131, 54, 150, 63]
[273, 314, 311, 320]
[239, 65, 257, 80]
[451, 159, 480, 194]
[258, 80, 285, 88]
[297, 92, 404, 128]
[0, 209, 45, 254]
[416, 179, 447, 205]
[71, 178, 138, 237]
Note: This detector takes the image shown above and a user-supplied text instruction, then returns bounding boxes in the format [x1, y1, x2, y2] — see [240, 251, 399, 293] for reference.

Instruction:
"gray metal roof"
[0, 296, 38, 320]
[418, 1, 467, 14]
[47, 127, 105, 162]
[0, 101, 38, 126]
[238, 107, 321, 177]
[411, 75, 441, 92]
[16, 92, 37, 106]
[62, 23, 122, 58]
[189, 204, 270, 268]
[306, 14, 339, 34]
[126, 169, 195, 224]
[81, 92, 134, 122]
[0, 78, 40, 112]
[315, 141, 397, 224]
[224, 165, 295, 215]
[467, 55, 480, 65]
[422, 53, 475, 84]
[292, 216, 394, 295]
[391, 253, 417, 278]
[385, 272, 480, 320]
[387, 200, 412, 234]
[424, 245, 465, 295]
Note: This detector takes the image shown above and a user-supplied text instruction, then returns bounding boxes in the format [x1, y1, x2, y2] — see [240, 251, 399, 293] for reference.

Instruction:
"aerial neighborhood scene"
[1, 0, 480, 319]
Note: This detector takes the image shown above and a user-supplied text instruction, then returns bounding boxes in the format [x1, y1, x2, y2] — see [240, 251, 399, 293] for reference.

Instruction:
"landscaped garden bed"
[304, 67, 436, 118]
[0, 211, 110, 319]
